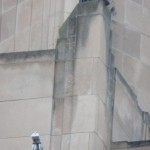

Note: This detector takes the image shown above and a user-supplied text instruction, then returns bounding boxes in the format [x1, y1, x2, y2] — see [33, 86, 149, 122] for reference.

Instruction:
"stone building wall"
[111, 0, 150, 142]
[0, 50, 55, 149]
[0, 0, 78, 53]
[1, 0, 150, 149]
[51, 1, 111, 150]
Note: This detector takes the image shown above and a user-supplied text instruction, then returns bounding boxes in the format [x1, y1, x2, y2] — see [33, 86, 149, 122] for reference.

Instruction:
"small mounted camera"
[31, 132, 44, 150]
[31, 132, 41, 144]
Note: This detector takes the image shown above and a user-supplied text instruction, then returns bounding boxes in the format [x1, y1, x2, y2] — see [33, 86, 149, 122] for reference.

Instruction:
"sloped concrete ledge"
[111, 140, 150, 149]
[0, 49, 56, 64]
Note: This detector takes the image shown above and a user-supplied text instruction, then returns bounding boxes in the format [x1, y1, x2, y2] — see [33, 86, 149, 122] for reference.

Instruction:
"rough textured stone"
[137, 90, 150, 113]
[111, 21, 124, 51]
[64, 0, 78, 13]
[16, 0, 32, 33]
[143, 0, 150, 10]
[15, 28, 30, 52]
[0, 61, 54, 101]
[141, 35, 150, 66]
[112, 49, 123, 73]
[54, 59, 94, 98]
[89, 133, 106, 150]
[0, 36, 15, 53]
[125, 0, 142, 30]
[96, 99, 107, 144]
[61, 135, 70, 150]
[136, 63, 150, 93]
[122, 55, 140, 86]
[113, 76, 144, 142]
[2, 0, 17, 12]
[52, 95, 97, 135]
[0, 98, 52, 138]
[50, 136, 62, 150]
[76, 15, 107, 63]
[70, 133, 89, 150]
[30, 23, 42, 50]
[131, 0, 142, 4]
[1, 8, 16, 41]
[71, 95, 97, 133]
[93, 58, 107, 103]
[123, 27, 140, 58]
[31, 0, 43, 25]
[112, 0, 125, 23]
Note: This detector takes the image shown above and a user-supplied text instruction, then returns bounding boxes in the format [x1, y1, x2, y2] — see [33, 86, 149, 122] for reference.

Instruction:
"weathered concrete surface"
[111, 0, 150, 146]
[51, 1, 111, 150]
[112, 72, 144, 142]
[112, 141, 150, 150]
[0, 50, 55, 149]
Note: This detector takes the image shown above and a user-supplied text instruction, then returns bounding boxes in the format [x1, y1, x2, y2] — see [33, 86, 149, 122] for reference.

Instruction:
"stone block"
[0, 97, 52, 138]
[31, 0, 43, 25]
[71, 95, 97, 133]
[52, 95, 97, 135]
[0, 61, 54, 101]
[15, 28, 30, 52]
[123, 27, 140, 58]
[125, 0, 142, 30]
[76, 15, 107, 63]
[55, 59, 93, 97]
[89, 133, 106, 150]
[55, 0, 64, 14]
[96, 99, 107, 144]
[64, 0, 78, 13]
[122, 55, 140, 86]
[61, 135, 71, 150]
[16, 0, 32, 33]
[141, 35, 150, 66]
[62, 97, 73, 134]
[48, 24, 55, 49]
[70, 133, 89, 150]
[136, 63, 150, 93]
[112, 22, 140, 58]
[1, 8, 16, 41]
[52, 13, 64, 28]
[143, 0, 150, 10]
[2, 0, 17, 12]
[112, 0, 125, 23]
[112, 49, 123, 73]
[54, 58, 95, 97]
[30, 23, 42, 50]
[137, 90, 150, 113]
[131, 0, 142, 4]
[141, 9, 150, 37]
[51, 98, 64, 135]
[112, 77, 143, 142]
[43, 0, 51, 19]
[53, 61, 65, 98]
[0, 135, 50, 150]
[68, 17, 77, 36]
[0, 0, 2, 15]
[50, 136, 62, 150]
[93, 58, 107, 103]
[64, 59, 93, 96]
[111, 21, 124, 51]
[42, 19, 49, 50]
[0, 36, 15, 53]
[49, 0, 56, 16]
